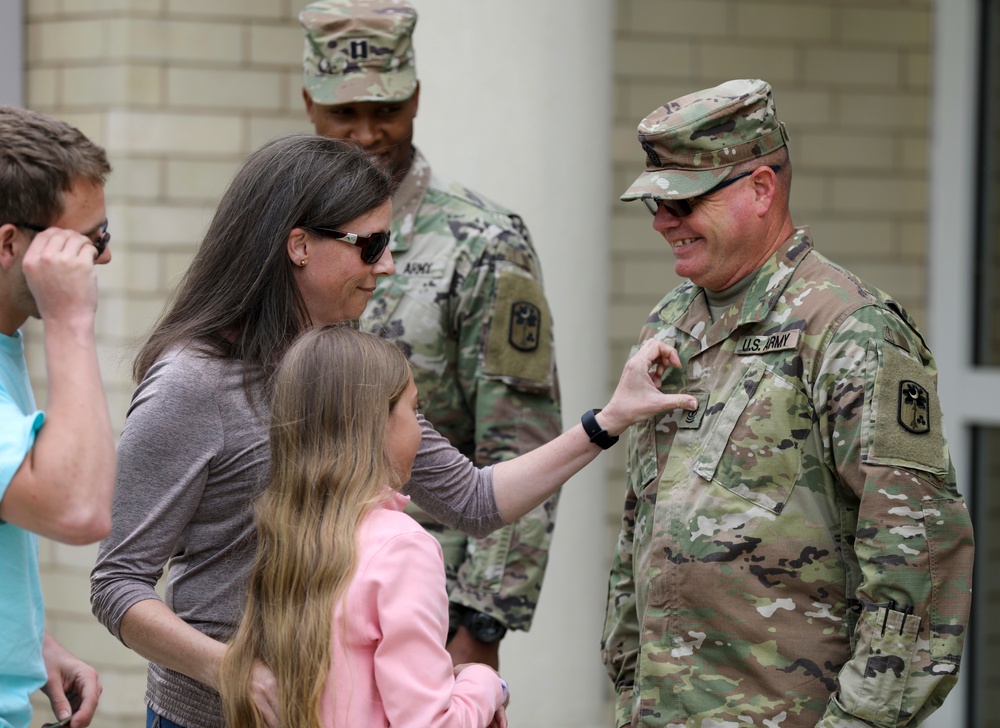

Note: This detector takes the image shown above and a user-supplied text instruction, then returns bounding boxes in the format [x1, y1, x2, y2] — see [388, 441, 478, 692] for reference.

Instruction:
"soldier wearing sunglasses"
[602, 79, 974, 728]
[0, 106, 115, 728]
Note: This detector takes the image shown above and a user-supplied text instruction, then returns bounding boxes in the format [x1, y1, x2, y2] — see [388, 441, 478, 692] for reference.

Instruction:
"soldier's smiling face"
[651, 166, 780, 292]
[304, 84, 420, 184]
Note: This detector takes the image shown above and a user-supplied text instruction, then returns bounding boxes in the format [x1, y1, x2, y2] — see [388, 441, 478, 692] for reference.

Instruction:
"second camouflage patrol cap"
[300, 0, 418, 105]
[621, 79, 789, 203]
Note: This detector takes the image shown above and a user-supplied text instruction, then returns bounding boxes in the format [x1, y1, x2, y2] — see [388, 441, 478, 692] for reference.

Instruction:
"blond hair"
[220, 325, 411, 727]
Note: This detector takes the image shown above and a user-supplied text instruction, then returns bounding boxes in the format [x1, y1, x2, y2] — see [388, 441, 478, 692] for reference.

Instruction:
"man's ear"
[751, 166, 779, 218]
[410, 81, 420, 118]
[303, 88, 315, 122]
[287, 227, 309, 268]
[0, 224, 22, 271]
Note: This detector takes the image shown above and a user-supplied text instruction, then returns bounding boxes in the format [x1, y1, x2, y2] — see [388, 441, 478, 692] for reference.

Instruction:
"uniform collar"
[666, 226, 814, 343]
[389, 147, 431, 254]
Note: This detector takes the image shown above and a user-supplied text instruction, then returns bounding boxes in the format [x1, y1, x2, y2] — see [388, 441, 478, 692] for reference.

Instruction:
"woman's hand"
[251, 659, 280, 728]
[599, 338, 697, 436]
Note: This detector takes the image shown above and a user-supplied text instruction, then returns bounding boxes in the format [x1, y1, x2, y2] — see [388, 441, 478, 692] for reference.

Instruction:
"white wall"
[926, 0, 982, 725]
[412, 2, 616, 724]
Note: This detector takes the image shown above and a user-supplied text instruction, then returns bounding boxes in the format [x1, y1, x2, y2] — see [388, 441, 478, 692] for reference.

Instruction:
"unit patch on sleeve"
[898, 381, 930, 435]
[484, 270, 553, 384]
[509, 301, 541, 352]
[866, 341, 948, 478]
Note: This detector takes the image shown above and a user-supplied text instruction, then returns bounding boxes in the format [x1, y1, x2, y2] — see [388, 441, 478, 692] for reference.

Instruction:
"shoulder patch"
[509, 301, 541, 351]
[484, 271, 552, 384]
[898, 381, 930, 434]
[866, 342, 947, 477]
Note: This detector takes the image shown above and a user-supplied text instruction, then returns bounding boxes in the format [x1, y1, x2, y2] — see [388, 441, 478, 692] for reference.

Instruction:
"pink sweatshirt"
[320, 492, 504, 727]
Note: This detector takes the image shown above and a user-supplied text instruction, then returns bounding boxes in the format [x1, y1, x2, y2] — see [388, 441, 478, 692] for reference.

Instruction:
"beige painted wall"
[21, 0, 935, 726]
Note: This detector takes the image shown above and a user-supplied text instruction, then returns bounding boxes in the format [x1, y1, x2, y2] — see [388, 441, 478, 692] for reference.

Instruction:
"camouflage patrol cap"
[300, 0, 418, 105]
[621, 79, 790, 203]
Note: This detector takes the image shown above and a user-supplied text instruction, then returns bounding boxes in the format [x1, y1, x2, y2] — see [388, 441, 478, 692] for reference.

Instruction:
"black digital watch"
[582, 408, 619, 449]
[458, 607, 507, 643]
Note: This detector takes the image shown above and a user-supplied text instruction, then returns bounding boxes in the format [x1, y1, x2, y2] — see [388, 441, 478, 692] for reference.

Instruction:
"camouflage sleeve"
[601, 480, 640, 728]
[447, 224, 563, 632]
[814, 306, 974, 727]
[600, 337, 652, 727]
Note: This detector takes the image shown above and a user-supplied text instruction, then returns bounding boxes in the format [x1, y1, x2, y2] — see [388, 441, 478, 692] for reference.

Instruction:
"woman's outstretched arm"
[406, 339, 696, 531]
[492, 339, 696, 521]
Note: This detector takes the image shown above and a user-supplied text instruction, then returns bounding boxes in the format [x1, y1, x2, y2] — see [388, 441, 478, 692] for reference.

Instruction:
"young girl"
[219, 326, 508, 728]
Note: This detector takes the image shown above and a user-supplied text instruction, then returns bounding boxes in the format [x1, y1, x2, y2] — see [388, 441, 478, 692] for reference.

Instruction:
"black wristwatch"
[458, 607, 507, 643]
[582, 408, 619, 449]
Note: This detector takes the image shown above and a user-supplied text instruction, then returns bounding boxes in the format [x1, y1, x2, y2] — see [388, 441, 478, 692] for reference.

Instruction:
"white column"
[925, 0, 979, 725]
[413, 1, 615, 725]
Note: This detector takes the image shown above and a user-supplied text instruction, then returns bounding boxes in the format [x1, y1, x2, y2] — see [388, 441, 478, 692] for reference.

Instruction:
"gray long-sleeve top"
[90, 345, 503, 728]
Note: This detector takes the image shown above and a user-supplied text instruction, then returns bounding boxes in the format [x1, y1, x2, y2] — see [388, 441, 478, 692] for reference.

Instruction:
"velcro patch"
[883, 325, 911, 354]
[484, 270, 552, 384]
[736, 330, 800, 355]
[677, 394, 708, 429]
[867, 342, 947, 477]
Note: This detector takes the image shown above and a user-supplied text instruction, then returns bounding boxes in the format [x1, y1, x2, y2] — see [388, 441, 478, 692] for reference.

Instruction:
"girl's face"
[385, 375, 421, 487]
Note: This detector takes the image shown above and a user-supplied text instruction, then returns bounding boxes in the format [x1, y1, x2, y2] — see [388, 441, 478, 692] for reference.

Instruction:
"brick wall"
[24, 2, 310, 725]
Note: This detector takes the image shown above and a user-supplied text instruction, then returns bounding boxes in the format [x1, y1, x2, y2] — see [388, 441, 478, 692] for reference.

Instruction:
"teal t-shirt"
[0, 331, 46, 728]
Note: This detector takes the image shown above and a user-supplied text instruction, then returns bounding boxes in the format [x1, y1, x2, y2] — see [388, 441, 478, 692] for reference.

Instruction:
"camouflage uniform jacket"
[601, 228, 974, 727]
[362, 148, 561, 632]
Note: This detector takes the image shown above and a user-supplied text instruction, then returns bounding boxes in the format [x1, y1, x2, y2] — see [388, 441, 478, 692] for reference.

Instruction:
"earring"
[299, 259, 307, 266]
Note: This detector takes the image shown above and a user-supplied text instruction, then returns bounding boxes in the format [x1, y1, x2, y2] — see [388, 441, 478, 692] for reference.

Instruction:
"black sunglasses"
[642, 165, 782, 217]
[14, 220, 111, 257]
[306, 226, 391, 264]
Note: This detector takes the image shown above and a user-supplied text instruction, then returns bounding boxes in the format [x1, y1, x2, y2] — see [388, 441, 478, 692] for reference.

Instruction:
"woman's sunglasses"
[306, 226, 391, 264]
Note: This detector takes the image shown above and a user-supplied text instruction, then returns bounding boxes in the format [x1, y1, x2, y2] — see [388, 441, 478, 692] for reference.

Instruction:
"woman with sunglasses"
[90, 133, 695, 728]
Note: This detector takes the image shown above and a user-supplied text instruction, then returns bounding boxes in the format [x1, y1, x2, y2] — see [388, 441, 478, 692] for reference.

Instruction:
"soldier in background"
[601, 79, 974, 727]
[299, 0, 561, 669]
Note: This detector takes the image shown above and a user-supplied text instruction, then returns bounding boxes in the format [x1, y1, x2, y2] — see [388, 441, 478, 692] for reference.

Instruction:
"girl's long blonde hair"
[220, 325, 412, 727]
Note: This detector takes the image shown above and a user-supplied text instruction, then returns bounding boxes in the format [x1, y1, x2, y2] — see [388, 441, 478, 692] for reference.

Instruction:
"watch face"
[466, 611, 507, 643]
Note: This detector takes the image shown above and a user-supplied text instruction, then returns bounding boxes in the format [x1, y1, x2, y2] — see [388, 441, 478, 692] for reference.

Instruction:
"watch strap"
[458, 606, 507, 643]
[581, 408, 619, 449]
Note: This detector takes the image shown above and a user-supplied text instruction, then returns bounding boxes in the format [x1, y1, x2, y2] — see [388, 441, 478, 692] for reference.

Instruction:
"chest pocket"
[625, 343, 662, 497]
[694, 357, 810, 514]
[627, 414, 658, 497]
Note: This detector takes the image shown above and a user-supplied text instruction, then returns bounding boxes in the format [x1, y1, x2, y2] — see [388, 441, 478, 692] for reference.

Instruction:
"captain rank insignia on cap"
[510, 301, 540, 352]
